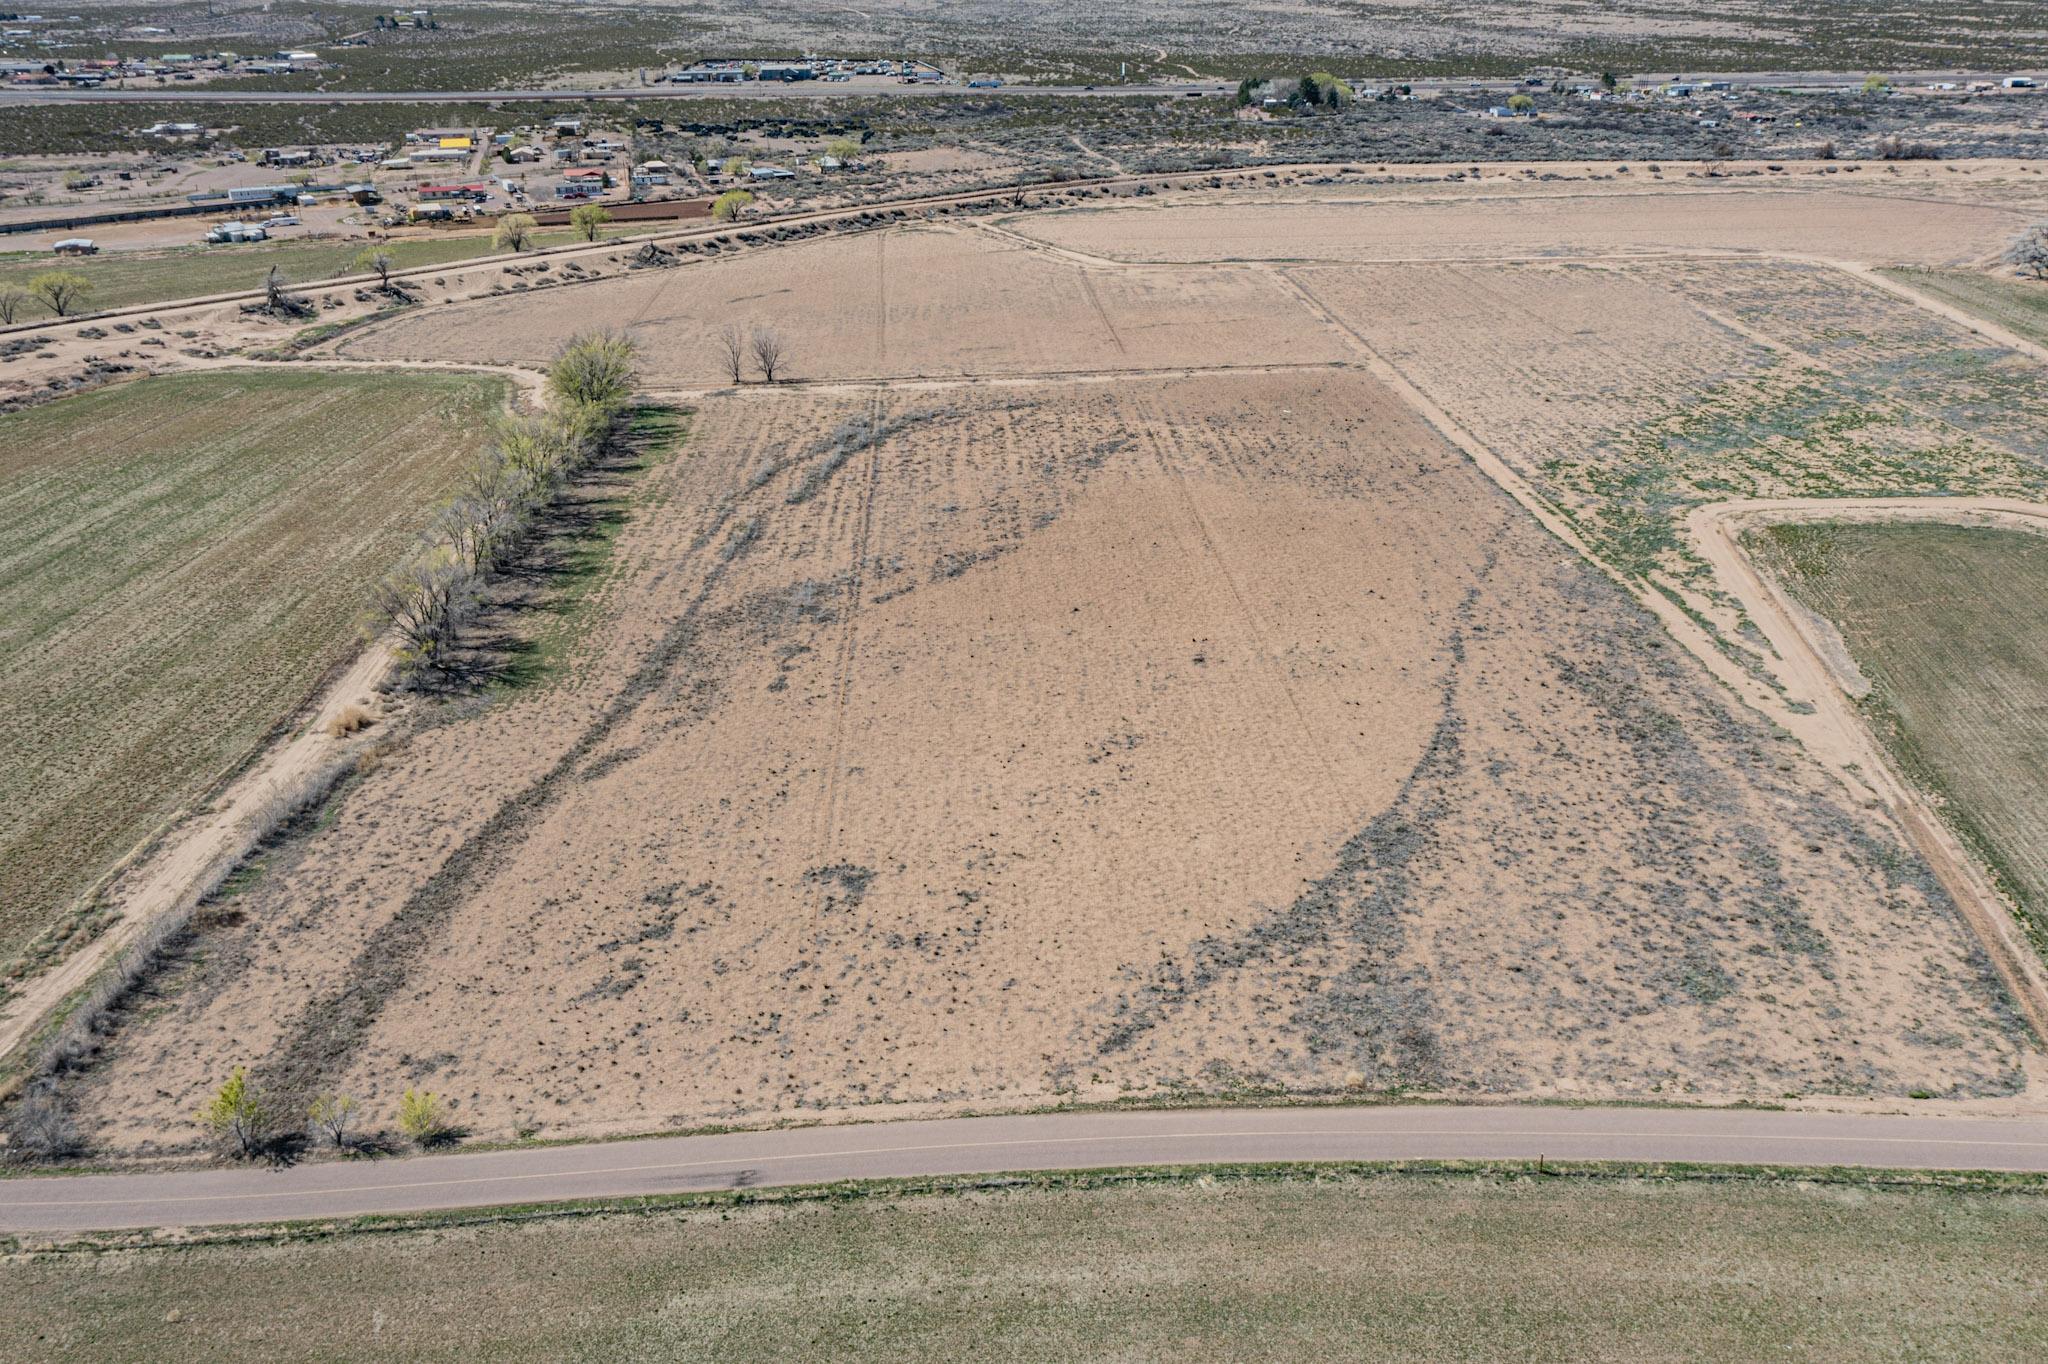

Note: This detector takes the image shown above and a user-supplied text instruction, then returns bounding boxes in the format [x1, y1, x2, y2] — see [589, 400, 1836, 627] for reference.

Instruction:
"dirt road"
[1687, 496, 2048, 1041]
[4, 1104, 2046, 1234]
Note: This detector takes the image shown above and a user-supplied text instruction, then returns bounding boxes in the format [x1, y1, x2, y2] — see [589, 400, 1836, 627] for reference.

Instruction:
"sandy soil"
[24, 163, 2048, 1152]
[1007, 185, 2029, 267]
[69, 367, 2024, 1152]
[334, 223, 1354, 383]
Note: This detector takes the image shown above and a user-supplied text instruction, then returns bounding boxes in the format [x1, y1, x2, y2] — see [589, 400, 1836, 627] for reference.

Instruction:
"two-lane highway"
[4, 1104, 2046, 1235]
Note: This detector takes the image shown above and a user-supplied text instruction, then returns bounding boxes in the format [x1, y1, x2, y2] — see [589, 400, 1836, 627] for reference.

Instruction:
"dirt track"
[1687, 497, 2048, 1041]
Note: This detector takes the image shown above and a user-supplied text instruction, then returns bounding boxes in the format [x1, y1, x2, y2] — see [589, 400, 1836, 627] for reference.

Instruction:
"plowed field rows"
[0, 369, 511, 964]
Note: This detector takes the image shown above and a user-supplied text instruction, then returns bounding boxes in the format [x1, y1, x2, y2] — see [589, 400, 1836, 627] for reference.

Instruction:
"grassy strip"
[1879, 267, 2048, 352]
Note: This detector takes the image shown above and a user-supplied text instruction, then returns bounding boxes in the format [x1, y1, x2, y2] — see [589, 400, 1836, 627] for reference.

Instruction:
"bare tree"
[4, 1082, 81, 1162]
[353, 247, 396, 292]
[750, 324, 787, 383]
[2007, 224, 2048, 280]
[264, 265, 312, 317]
[713, 321, 746, 383]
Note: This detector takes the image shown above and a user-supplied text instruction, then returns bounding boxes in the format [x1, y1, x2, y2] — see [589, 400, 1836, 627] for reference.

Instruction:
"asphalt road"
[2, 69, 2039, 105]
[4, 1105, 2046, 1234]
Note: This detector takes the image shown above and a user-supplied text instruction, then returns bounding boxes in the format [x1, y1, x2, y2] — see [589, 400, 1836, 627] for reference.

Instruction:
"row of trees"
[712, 321, 789, 383]
[1234, 72, 1355, 111]
[0, 269, 93, 322]
[375, 330, 640, 676]
[490, 201, 617, 253]
[200, 1068, 454, 1156]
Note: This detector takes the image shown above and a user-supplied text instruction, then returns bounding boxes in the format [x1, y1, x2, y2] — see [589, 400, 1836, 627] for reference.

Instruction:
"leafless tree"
[750, 324, 787, 383]
[713, 321, 746, 383]
[0, 282, 27, 325]
[2007, 224, 2048, 280]
[4, 1082, 81, 1162]
[264, 265, 312, 317]
[354, 247, 395, 291]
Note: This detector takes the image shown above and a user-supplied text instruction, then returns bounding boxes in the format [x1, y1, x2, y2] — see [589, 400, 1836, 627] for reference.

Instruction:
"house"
[555, 181, 604, 199]
[504, 144, 543, 163]
[52, 237, 96, 255]
[748, 165, 795, 180]
[564, 167, 611, 187]
[757, 62, 815, 82]
[551, 116, 584, 134]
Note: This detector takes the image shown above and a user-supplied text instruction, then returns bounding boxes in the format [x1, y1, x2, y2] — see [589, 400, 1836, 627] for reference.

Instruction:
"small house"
[52, 237, 97, 255]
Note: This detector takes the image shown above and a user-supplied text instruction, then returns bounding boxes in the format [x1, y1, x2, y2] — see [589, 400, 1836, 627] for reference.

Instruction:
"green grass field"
[0, 368, 512, 966]
[1755, 521, 2048, 949]
[1882, 268, 2048, 352]
[0, 224, 666, 321]
[5, 1170, 2044, 1360]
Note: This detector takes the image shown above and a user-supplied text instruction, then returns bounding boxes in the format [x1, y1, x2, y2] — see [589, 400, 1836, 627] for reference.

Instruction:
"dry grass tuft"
[327, 705, 373, 739]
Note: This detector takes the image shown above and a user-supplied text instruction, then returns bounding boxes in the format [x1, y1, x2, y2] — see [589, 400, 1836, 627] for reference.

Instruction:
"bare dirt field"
[335, 223, 1353, 383]
[1005, 184, 2029, 267]
[32, 166, 2048, 1155]
[67, 363, 2023, 1153]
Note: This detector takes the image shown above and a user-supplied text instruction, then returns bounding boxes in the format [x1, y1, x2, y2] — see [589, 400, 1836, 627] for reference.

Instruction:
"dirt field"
[22, 168, 2048, 1154]
[65, 362, 2023, 1153]
[1753, 522, 2048, 950]
[335, 223, 1353, 382]
[9, 1171, 2047, 1362]
[1004, 185, 2030, 267]
[0, 368, 512, 968]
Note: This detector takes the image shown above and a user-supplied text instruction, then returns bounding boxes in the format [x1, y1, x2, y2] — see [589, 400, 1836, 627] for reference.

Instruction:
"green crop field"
[5, 1170, 2045, 1360]
[0, 224, 666, 321]
[0, 368, 512, 967]
[1754, 521, 2048, 949]
[1883, 269, 2048, 353]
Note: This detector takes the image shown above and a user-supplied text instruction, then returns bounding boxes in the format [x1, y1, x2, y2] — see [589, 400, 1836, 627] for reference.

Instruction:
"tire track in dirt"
[1076, 271, 1129, 358]
[1131, 385, 1348, 808]
[813, 405, 887, 859]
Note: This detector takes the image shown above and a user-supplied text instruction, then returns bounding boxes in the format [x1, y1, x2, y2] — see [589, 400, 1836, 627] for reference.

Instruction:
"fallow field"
[0, 368, 512, 972]
[26, 168, 2048, 1154]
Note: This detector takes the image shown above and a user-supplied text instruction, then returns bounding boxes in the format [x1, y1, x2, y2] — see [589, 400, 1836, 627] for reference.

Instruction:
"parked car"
[262, 214, 300, 228]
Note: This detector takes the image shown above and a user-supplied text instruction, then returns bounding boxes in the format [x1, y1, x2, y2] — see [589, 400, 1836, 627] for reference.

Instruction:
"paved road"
[3, 68, 2040, 105]
[4, 1105, 2045, 1234]
[0, 80, 1234, 105]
